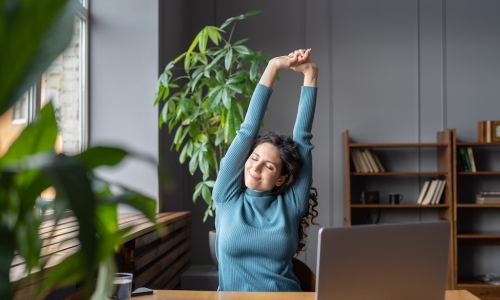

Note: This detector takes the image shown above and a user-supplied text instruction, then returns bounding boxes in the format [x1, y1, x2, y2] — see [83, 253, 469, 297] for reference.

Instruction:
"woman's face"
[244, 142, 287, 192]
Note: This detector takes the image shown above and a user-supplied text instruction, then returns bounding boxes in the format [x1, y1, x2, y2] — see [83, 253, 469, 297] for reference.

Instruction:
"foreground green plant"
[155, 10, 270, 221]
[0, 1, 158, 299]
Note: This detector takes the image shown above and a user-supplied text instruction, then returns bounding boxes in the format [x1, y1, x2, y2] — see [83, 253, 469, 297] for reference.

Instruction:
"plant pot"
[208, 230, 218, 269]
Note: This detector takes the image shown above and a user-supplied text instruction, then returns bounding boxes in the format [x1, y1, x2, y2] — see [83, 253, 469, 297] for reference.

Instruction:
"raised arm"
[288, 52, 318, 214]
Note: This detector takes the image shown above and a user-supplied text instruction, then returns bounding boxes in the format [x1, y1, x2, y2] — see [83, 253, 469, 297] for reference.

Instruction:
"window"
[0, 2, 88, 158]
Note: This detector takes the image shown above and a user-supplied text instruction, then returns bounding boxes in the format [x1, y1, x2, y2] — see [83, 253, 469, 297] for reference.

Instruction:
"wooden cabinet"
[342, 130, 455, 288]
[452, 129, 500, 299]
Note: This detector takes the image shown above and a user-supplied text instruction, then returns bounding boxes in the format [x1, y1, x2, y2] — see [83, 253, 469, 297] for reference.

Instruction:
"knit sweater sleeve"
[213, 84, 273, 204]
[288, 86, 317, 215]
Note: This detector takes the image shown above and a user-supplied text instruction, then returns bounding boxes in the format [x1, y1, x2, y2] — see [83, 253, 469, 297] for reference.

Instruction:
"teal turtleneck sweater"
[213, 83, 317, 291]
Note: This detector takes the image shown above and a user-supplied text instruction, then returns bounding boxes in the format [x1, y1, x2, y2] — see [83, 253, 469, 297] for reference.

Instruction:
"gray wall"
[160, 0, 500, 273]
[90, 1, 159, 206]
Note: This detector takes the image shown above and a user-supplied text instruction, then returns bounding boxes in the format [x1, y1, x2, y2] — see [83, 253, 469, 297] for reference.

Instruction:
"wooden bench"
[11, 212, 191, 299]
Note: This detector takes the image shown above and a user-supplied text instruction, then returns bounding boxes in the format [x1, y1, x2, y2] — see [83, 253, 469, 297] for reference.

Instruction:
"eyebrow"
[252, 152, 277, 166]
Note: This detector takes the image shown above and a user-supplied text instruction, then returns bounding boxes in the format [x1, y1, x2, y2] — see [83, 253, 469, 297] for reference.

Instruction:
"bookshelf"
[452, 129, 500, 299]
[343, 130, 454, 289]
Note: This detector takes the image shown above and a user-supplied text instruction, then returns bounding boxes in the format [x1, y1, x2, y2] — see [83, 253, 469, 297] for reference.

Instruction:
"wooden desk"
[133, 290, 480, 300]
[11, 212, 191, 299]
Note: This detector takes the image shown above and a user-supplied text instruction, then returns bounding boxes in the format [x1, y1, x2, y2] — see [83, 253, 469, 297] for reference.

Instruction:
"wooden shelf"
[456, 142, 500, 147]
[452, 129, 500, 295]
[352, 172, 448, 176]
[350, 204, 449, 208]
[349, 142, 448, 148]
[457, 204, 500, 208]
[344, 130, 454, 289]
[458, 171, 500, 175]
[457, 233, 500, 239]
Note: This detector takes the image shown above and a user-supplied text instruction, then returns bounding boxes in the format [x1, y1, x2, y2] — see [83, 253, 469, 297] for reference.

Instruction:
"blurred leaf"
[0, 226, 15, 300]
[78, 147, 128, 169]
[0, 103, 57, 166]
[0, 0, 78, 116]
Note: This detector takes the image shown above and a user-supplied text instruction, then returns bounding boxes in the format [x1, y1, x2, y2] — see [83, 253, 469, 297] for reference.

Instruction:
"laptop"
[315, 221, 450, 300]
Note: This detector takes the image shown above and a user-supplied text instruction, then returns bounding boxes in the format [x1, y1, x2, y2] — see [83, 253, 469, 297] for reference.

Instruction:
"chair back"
[292, 257, 316, 292]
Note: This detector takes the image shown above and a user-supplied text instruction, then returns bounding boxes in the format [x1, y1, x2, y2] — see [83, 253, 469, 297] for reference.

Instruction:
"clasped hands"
[270, 49, 317, 74]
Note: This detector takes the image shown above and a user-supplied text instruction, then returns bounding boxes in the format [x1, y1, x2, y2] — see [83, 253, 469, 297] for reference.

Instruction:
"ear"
[275, 174, 288, 187]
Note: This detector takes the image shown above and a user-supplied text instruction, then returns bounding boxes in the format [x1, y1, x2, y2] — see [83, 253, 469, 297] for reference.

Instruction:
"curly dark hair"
[247, 132, 320, 256]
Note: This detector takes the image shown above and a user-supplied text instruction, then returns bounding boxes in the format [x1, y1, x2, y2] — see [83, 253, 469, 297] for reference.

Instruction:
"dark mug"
[389, 193, 404, 204]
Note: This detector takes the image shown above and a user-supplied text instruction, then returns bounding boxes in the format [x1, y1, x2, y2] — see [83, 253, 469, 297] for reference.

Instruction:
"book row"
[350, 148, 385, 173]
[417, 179, 446, 205]
[476, 191, 500, 204]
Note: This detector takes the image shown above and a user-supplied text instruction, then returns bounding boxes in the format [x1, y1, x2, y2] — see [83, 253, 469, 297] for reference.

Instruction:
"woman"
[213, 48, 318, 291]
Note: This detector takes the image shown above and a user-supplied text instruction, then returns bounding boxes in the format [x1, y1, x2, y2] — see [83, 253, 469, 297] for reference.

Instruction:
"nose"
[252, 162, 263, 173]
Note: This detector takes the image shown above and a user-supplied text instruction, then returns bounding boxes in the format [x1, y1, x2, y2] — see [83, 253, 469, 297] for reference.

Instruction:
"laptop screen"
[315, 221, 450, 300]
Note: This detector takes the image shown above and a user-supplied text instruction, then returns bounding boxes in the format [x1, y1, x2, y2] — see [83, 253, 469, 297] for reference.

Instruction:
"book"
[476, 196, 500, 204]
[432, 180, 446, 204]
[364, 149, 380, 173]
[353, 149, 369, 173]
[421, 179, 439, 205]
[459, 147, 471, 172]
[369, 148, 385, 172]
[429, 180, 443, 204]
[467, 147, 477, 172]
[361, 150, 374, 173]
[350, 150, 362, 172]
[417, 180, 431, 204]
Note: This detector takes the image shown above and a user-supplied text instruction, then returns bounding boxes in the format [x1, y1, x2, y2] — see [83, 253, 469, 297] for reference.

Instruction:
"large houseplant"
[155, 11, 270, 221]
[0, 1, 158, 299]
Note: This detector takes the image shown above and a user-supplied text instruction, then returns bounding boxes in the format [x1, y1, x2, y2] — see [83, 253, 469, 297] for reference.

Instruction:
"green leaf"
[205, 180, 216, 188]
[206, 26, 223, 45]
[233, 45, 251, 55]
[220, 16, 236, 30]
[227, 83, 244, 94]
[77, 147, 127, 169]
[193, 182, 203, 202]
[188, 154, 198, 175]
[201, 185, 212, 205]
[221, 88, 231, 109]
[225, 48, 233, 71]
[233, 38, 249, 46]
[199, 28, 209, 55]
[0, 103, 57, 166]
[40, 155, 97, 275]
[0, 0, 78, 116]
[243, 10, 261, 17]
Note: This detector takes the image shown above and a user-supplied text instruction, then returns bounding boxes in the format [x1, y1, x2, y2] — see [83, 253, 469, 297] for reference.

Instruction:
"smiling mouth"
[248, 172, 261, 181]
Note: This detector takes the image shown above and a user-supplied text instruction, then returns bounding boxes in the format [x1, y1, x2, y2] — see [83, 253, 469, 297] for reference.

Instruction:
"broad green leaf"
[99, 190, 156, 223]
[40, 154, 97, 276]
[0, 0, 78, 116]
[90, 256, 116, 300]
[0, 103, 57, 166]
[77, 147, 127, 169]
